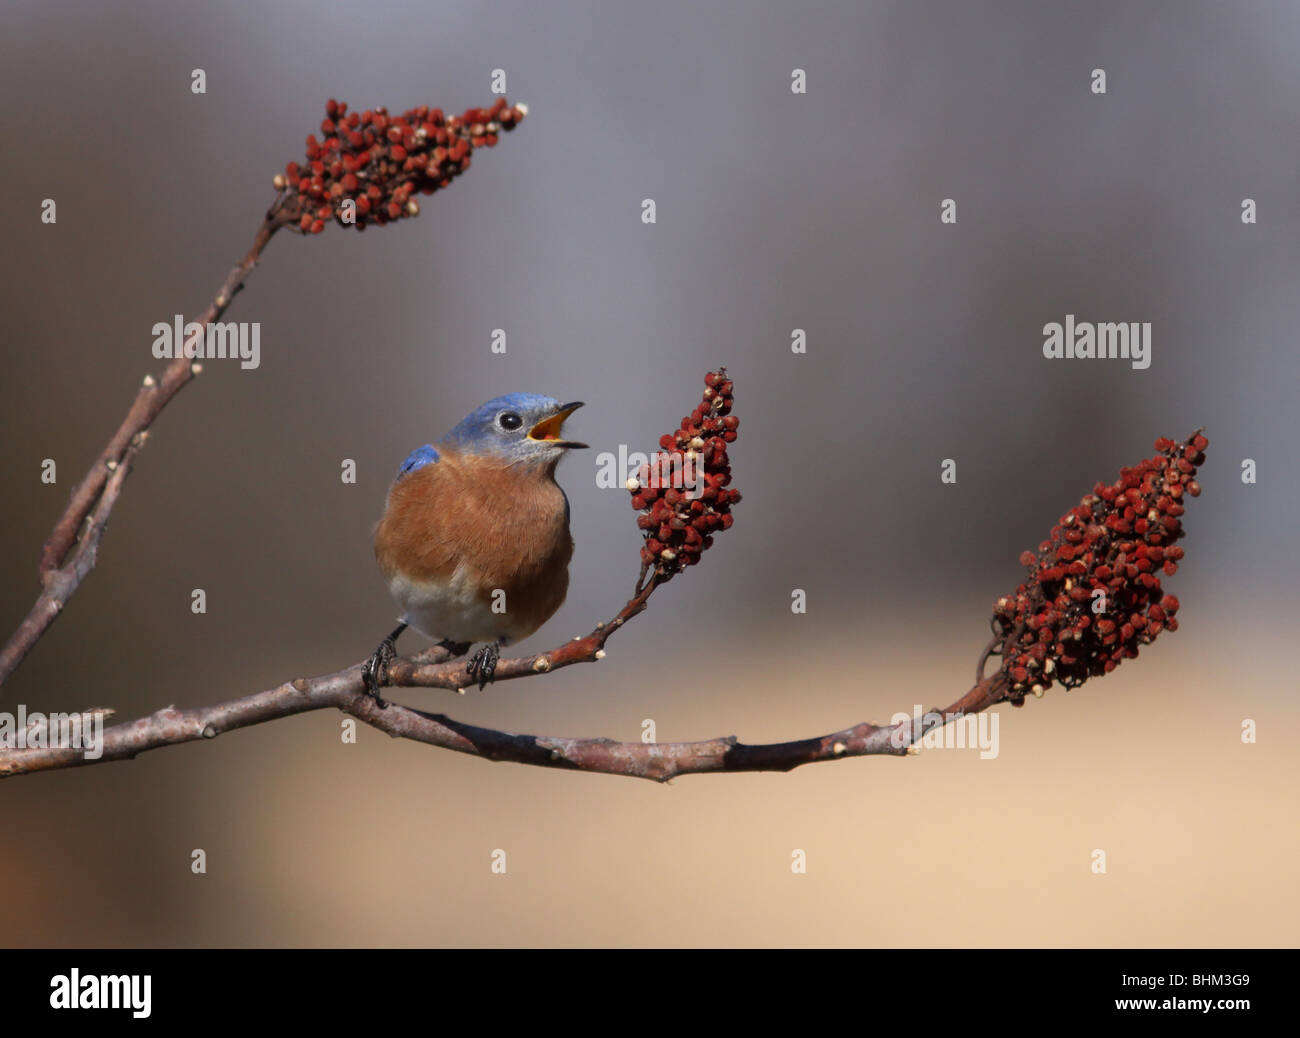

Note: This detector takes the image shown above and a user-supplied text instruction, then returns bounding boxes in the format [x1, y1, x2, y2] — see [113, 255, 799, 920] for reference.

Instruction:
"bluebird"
[363, 394, 587, 700]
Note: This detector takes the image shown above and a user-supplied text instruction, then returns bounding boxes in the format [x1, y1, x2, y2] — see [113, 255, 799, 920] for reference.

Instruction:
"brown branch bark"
[0, 197, 296, 691]
[0, 571, 1011, 782]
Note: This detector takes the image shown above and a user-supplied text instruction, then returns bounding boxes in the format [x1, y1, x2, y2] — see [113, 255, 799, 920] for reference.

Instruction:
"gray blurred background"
[1, 0, 1297, 946]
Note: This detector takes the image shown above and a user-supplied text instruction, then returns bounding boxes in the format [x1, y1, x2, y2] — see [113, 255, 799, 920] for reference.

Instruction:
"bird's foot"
[362, 623, 407, 708]
[466, 642, 501, 690]
[361, 645, 393, 708]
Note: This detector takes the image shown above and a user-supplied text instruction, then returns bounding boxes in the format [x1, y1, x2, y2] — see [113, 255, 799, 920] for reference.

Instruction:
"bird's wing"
[395, 444, 440, 479]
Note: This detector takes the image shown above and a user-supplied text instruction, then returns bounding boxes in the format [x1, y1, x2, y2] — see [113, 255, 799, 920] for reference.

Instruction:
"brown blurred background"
[1, 0, 1297, 946]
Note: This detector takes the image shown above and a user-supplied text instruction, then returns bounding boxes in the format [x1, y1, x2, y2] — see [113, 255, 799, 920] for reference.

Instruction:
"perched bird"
[364, 394, 586, 699]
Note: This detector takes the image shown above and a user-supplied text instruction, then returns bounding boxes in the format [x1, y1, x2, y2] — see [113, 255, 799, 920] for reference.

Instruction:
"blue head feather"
[439, 393, 585, 464]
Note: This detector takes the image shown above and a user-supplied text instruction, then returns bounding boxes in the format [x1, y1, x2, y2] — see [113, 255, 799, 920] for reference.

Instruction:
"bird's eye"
[498, 412, 523, 431]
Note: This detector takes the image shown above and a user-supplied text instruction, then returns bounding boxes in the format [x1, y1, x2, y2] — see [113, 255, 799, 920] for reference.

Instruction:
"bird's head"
[442, 393, 587, 466]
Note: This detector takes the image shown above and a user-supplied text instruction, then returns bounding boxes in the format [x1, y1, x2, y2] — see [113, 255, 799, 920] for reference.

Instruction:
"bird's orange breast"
[374, 448, 573, 641]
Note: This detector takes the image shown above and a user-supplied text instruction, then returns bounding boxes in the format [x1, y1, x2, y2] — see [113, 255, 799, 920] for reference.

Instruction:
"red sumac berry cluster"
[277, 97, 526, 233]
[993, 432, 1207, 704]
[630, 370, 740, 578]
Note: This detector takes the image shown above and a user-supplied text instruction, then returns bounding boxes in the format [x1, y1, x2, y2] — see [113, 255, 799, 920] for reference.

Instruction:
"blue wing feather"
[396, 444, 440, 478]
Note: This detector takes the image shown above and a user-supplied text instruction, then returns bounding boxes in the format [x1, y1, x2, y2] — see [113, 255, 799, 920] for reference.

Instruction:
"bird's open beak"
[528, 401, 587, 448]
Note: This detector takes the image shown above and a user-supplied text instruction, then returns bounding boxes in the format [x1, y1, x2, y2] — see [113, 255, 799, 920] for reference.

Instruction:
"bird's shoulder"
[395, 444, 440, 478]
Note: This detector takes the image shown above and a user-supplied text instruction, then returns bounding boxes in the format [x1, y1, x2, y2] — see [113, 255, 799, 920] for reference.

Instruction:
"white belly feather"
[388, 562, 515, 645]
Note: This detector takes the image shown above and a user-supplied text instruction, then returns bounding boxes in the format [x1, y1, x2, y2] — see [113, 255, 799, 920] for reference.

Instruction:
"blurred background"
[1, 0, 1297, 946]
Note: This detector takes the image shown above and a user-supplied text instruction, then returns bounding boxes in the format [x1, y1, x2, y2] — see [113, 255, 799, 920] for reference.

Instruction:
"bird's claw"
[362, 640, 397, 709]
[362, 622, 408, 708]
[466, 642, 501, 690]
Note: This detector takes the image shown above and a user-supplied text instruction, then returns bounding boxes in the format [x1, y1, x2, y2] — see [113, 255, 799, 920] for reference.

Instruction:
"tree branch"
[0, 566, 1010, 782]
